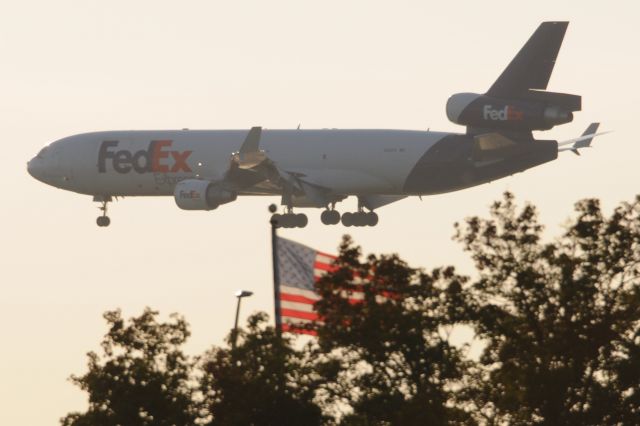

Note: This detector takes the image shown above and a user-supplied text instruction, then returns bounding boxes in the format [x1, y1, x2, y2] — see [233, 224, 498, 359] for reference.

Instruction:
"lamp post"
[232, 289, 253, 350]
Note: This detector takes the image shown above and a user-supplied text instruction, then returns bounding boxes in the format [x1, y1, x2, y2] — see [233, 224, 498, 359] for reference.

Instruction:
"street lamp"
[232, 289, 253, 350]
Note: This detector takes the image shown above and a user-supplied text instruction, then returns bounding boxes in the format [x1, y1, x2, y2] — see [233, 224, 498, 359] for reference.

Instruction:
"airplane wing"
[224, 127, 335, 207]
[225, 127, 279, 189]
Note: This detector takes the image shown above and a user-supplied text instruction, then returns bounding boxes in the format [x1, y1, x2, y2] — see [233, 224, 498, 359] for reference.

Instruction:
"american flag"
[275, 236, 337, 335]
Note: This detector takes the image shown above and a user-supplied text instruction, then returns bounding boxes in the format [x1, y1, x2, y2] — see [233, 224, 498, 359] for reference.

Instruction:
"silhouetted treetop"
[61, 308, 196, 426]
[455, 192, 640, 425]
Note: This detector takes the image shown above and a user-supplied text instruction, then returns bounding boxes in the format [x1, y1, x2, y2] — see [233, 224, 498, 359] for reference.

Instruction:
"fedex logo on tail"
[98, 140, 192, 174]
[483, 105, 524, 121]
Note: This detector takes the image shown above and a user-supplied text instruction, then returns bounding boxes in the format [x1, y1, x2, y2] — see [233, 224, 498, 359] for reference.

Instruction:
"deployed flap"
[487, 22, 568, 97]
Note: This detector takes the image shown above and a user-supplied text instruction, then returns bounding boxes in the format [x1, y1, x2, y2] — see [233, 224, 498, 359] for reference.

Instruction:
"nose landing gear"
[94, 195, 112, 227]
[96, 215, 110, 227]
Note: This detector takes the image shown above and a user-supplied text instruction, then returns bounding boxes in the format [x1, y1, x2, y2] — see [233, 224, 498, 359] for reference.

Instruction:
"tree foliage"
[61, 308, 196, 426]
[455, 193, 640, 425]
[62, 193, 640, 425]
[311, 236, 473, 425]
[199, 312, 323, 425]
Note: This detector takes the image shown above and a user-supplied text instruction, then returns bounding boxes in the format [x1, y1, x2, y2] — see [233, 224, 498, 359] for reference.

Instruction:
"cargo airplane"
[28, 22, 606, 228]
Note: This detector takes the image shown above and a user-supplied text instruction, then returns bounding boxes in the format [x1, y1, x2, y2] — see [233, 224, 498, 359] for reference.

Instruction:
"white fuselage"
[28, 129, 449, 198]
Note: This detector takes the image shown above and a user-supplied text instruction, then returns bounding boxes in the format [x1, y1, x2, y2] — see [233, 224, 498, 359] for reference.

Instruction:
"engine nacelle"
[446, 92, 574, 131]
[173, 179, 237, 211]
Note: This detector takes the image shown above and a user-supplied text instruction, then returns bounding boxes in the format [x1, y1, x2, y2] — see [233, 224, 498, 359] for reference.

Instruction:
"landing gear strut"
[94, 196, 112, 227]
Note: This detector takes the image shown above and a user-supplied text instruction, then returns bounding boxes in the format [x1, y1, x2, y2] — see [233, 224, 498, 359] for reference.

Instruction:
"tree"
[61, 308, 196, 426]
[61, 193, 640, 425]
[199, 312, 323, 426]
[455, 193, 640, 425]
[310, 236, 474, 425]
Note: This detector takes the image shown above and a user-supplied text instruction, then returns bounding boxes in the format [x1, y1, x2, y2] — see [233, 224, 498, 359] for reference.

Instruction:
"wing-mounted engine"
[446, 22, 581, 137]
[174, 179, 237, 210]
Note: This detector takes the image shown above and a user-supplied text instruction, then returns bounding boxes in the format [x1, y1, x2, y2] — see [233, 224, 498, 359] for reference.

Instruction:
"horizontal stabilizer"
[558, 123, 610, 155]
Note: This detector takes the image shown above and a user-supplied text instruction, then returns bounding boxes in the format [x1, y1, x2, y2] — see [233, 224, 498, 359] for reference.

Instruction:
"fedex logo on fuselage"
[483, 105, 524, 121]
[179, 190, 201, 199]
[98, 140, 192, 174]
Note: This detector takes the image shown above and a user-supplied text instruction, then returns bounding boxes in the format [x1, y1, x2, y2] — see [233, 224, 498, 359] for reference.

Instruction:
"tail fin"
[446, 22, 583, 138]
[487, 22, 569, 98]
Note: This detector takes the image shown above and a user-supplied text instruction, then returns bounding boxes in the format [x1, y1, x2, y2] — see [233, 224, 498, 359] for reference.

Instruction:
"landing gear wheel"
[368, 212, 378, 226]
[321, 210, 331, 225]
[329, 210, 340, 224]
[341, 211, 378, 227]
[321, 210, 340, 225]
[271, 213, 282, 228]
[96, 216, 111, 227]
[296, 213, 308, 228]
[272, 213, 307, 228]
[355, 212, 369, 226]
[341, 212, 354, 227]
[95, 196, 112, 227]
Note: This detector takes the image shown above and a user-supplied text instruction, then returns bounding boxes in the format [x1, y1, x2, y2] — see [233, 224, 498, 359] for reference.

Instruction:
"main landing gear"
[94, 196, 112, 227]
[336, 198, 379, 227]
[271, 208, 308, 229]
[320, 209, 340, 225]
[341, 211, 378, 227]
[321, 207, 378, 227]
[268, 198, 379, 228]
[320, 210, 378, 226]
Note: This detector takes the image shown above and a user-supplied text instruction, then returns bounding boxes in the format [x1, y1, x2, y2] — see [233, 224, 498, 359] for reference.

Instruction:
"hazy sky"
[2, 1, 639, 424]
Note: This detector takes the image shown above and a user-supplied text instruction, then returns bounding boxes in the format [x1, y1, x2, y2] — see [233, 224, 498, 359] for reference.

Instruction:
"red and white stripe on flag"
[276, 237, 390, 335]
[276, 237, 337, 335]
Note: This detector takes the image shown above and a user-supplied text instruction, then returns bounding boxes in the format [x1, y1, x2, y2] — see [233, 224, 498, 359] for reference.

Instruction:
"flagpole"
[269, 204, 286, 396]
[269, 204, 283, 337]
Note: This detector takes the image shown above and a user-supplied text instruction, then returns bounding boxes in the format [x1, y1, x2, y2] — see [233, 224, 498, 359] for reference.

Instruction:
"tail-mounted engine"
[445, 21, 583, 134]
[174, 179, 237, 211]
[446, 91, 581, 132]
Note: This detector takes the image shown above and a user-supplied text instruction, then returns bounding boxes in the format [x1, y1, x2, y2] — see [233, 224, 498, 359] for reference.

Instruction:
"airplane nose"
[27, 157, 45, 181]
[27, 158, 37, 178]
